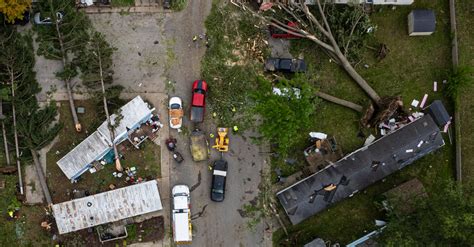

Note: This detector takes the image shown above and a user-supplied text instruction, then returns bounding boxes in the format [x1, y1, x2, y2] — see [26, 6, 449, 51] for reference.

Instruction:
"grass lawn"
[0, 175, 53, 245]
[457, 2, 474, 183]
[46, 101, 161, 204]
[111, 0, 135, 7]
[273, 0, 455, 245]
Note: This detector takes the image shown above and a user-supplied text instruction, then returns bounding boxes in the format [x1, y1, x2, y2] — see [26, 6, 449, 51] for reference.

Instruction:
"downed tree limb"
[316, 91, 363, 112]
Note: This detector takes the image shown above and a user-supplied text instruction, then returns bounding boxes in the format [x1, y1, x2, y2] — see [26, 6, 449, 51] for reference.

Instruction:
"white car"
[172, 185, 192, 245]
[33, 12, 64, 25]
[169, 97, 183, 129]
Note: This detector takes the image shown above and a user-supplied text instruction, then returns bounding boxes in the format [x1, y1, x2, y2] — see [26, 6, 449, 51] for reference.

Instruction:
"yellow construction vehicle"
[212, 127, 229, 152]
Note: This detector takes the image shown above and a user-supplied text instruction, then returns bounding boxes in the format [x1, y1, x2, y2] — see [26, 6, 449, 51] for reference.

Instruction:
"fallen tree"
[231, 0, 381, 105]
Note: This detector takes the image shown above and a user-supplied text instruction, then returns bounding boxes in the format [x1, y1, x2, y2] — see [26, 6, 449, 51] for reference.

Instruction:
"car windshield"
[212, 189, 224, 194]
[170, 103, 180, 109]
[173, 193, 188, 197]
[194, 88, 205, 94]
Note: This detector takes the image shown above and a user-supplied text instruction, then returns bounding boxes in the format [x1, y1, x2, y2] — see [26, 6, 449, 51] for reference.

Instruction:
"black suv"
[211, 159, 228, 202]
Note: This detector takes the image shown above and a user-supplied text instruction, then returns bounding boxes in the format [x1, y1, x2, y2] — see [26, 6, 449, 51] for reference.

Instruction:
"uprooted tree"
[233, 0, 381, 104]
[75, 31, 124, 172]
[35, 0, 91, 132]
[231, 0, 402, 127]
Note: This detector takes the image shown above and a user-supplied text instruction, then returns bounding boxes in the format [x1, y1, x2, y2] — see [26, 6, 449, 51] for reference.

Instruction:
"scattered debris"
[364, 135, 376, 146]
[420, 94, 428, 108]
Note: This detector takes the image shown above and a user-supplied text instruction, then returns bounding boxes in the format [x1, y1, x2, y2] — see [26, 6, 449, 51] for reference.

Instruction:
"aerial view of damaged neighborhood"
[1, 0, 473, 246]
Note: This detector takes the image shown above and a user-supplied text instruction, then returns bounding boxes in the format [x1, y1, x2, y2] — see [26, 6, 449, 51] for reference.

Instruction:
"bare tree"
[231, 0, 381, 105]
[75, 32, 123, 171]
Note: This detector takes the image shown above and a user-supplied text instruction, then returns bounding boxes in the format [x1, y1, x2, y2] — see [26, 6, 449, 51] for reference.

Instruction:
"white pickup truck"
[172, 185, 192, 245]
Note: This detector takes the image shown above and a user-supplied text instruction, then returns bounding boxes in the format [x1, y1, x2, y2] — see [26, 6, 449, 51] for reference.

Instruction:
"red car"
[190, 80, 208, 123]
[269, 21, 301, 39]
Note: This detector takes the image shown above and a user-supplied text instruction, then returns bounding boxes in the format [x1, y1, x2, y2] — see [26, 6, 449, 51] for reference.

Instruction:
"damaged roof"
[57, 96, 153, 180]
[52, 180, 162, 234]
[276, 114, 445, 225]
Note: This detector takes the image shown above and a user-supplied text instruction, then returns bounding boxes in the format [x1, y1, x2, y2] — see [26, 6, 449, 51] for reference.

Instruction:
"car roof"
[213, 159, 228, 171]
[212, 175, 226, 188]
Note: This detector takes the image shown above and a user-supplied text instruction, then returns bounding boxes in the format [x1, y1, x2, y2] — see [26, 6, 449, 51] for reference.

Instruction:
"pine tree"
[34, 0, 91, 132]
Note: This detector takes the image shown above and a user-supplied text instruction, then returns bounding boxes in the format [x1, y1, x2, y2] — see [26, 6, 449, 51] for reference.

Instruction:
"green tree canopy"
[378, 180, 474, 246]
[252, 75, 317, 155]
[0, 28, 60, 154]
[0, 0, 30, 24]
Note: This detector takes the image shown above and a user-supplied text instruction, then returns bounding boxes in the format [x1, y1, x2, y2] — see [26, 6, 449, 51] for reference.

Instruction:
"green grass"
[457, 1, 474, 183]
[202, 3, 265, 127]
[273, 0, 455, 245]
[111, 0, 135, 7]
[171, 0, 187, 11]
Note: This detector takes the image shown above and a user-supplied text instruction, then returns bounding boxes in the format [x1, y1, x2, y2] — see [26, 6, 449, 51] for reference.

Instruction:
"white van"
[172, 185, 192, 245]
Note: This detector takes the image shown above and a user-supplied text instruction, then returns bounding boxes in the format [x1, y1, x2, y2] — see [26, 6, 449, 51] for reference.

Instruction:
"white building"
[52, 180, 162, 234]
[57, 96, 155, 181]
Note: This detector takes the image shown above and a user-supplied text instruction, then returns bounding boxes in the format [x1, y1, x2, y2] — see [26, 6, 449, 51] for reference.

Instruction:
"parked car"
[211, 159, 228, 202]
[172, 185, 192, 245]
[269, 21, 300, 39]
[168, 96, 183, 129]
[163, 0, 171, 9]
[264, 58, 307, 73]
[33, 11, 64, 25]
[190, 80, 207, 123]
[190, 129, 208, 162]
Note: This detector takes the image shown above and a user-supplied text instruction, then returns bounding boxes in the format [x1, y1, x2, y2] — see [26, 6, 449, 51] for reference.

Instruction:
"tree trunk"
[316, 91, 363, 112]
[0, 100, 10, 165]
[30, 149, 53, 205]
[335, 51, 381, 105]
[53, 7, 81, 132]
[11, 82, 23, 195]
[97, 43, 122, 172]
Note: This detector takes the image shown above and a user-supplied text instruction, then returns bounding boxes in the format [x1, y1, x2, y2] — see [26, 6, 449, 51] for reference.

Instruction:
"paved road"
[163, 1, 267, 246]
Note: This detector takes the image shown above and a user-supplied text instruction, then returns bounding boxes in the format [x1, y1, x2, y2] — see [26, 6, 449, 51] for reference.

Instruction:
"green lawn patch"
[457, 1, 474, 183]
[111, 0, 135, 7]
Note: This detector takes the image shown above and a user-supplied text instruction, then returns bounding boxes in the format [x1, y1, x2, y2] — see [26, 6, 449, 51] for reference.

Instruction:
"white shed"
[408, 9, 436, 36]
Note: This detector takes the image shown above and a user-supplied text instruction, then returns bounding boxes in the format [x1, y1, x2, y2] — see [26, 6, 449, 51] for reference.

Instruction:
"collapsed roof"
[277, 113, 445, 225]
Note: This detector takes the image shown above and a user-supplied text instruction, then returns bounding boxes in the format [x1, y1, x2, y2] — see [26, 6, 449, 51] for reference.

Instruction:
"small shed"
[408, 10, 436, 36]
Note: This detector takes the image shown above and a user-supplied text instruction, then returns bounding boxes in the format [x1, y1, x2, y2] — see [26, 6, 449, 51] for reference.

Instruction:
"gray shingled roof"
[52, 180, 162, 234]
[276, 114, 445, 225]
